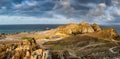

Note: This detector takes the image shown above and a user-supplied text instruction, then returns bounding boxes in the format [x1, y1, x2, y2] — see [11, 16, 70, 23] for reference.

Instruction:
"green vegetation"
[21, 36, 32, 40]
[44, 36, 50, 39]
[51, 45, 64, 50]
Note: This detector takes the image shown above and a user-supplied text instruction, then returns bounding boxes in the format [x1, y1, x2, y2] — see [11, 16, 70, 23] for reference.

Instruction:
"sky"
[0, 0, 120, 25]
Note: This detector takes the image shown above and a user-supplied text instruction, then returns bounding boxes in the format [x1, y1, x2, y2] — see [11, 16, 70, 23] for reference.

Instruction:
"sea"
[0, 24, 61, 34]
[0, 24, 119, 35]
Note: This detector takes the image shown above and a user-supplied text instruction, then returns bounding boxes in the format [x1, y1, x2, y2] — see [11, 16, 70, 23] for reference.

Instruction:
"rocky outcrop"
[56, 23, 80, 35]
[55, 22, 102, 35]
[0, 38, 79, 59]
[56, 22, 95, 35]
[95, 28, 119, 39]
[83, 28, 119, 39]
[79, 22, 95, 34]
[91, 23, 101, 31]
[0, 33, 6, 39]
[55, 22, 119, 40]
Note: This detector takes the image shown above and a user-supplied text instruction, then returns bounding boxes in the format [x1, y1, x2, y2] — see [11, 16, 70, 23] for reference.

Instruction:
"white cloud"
[14, 4, 23, 9]
[107, 5, 120, 16]
[1, 6, 7, 10]
[78, 3, 97, 8]
[13, 1, 38, 9]
[112, 0, 120, 5]
[60, 0, 71, 8]
[0, 15, 74, 24]
[98, 3, 106, 8]
[25, 1, 38, 7]
[53, 0, 71, 9]
[0, 0, 120, 25]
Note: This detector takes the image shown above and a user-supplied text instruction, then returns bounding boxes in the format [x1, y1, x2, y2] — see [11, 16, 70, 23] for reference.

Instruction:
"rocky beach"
[0, 22, 120, 59]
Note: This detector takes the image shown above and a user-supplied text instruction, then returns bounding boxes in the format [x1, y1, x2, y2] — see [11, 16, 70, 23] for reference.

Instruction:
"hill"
[0, 22, 120, 59]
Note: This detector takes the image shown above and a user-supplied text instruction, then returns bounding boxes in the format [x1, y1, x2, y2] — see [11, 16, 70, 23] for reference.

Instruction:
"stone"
[91, 23, 101, 31]
[56, 22, 95, 35]
[79, 22, 94, 33]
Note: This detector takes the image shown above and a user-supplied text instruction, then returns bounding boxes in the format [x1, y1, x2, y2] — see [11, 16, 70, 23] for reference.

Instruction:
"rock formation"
[56, 22, 96, 35]
[54, 22, 120, 47]
[79, 22, 95, 34]
[0, 33, 6, 39]
[56, 23, 81, 35]
[91, 23, 101, 31]
[95, 28, 119, 39]
[0, 38, 79, 59]
[55, 22, 118, 39]
[0, 22, 120, 59]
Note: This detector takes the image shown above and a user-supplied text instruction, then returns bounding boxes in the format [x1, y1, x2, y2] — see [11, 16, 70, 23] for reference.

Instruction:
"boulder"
[97, 28, 119, 39]
[91, 23, 101, 31]
[56, 22, 95, 35]
[86, 28, 119, 39]
[56, 23, 80, 35]
[0, 33, 6, 39]
[79, 22, 94, 34]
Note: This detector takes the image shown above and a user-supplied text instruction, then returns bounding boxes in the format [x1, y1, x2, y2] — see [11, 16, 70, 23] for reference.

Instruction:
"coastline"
[0, 22, 120, 59]
[0, 24, 119, 35]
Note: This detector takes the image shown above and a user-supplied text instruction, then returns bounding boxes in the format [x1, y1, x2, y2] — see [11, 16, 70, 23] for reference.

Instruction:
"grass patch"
[50, 45, 64, 50]
[21, 36, 32, 40]
[44, 36, 50, 39]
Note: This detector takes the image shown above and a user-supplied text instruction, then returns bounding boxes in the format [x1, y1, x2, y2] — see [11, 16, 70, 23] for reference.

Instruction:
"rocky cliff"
[55, 22, 101, 35]
[55, 22, 119, 39]
[0, 38, 79, 59]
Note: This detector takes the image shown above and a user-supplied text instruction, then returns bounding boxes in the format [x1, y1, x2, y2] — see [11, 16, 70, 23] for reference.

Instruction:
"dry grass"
[44, 35, 120, 58]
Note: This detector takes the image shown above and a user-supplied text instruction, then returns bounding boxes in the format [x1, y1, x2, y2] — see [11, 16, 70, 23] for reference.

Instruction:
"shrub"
[51, 45, 63, 50]
[44, 36, 50, 39]
[21, 36, 32, 40]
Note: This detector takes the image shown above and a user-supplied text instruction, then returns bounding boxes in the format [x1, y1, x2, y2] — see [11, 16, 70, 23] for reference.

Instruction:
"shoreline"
[0, 24, 120, 35]
[0, 22, 120, 59]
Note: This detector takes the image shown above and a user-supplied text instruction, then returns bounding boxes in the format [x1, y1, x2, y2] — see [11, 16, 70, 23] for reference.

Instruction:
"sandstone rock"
[26, 51, 30, 57]
[42, 50, 50, 59]
[97, 28, 119, 39]
[0, 33, 6, 39]
[85, 28, 119, 39]
[79, 22, 94, 33]
[32, 49, 43, 58]
[56, 23, 80, 35]
[56, 22, 95, 35]
[91, 23, 101, 31]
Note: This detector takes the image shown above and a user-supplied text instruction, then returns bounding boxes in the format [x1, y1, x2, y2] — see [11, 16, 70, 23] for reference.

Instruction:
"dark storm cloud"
[0, 0, 119, 24]
[0, 0, 112, 11]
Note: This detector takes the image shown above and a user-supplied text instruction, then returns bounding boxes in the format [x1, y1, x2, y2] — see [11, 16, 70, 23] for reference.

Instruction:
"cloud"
[112, 0, 120, 5]
[0, 0, 119, 25]
[87, 4, 111, 19]
[13, 0, 38, 9]
[0, 15, 75, 24]
[53, 0, 71, 9]
[78, 3, 97, 8]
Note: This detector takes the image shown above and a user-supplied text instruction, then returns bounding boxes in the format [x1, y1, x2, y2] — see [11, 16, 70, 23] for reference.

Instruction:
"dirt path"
[37, 37, 63, 45]
[79, 43, 106, 50]
[109, 46, 119, 54]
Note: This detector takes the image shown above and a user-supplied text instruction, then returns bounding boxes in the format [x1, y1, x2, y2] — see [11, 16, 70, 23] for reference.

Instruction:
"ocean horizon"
[0, 24, 62, 34]
[0, 24, 119, 34]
